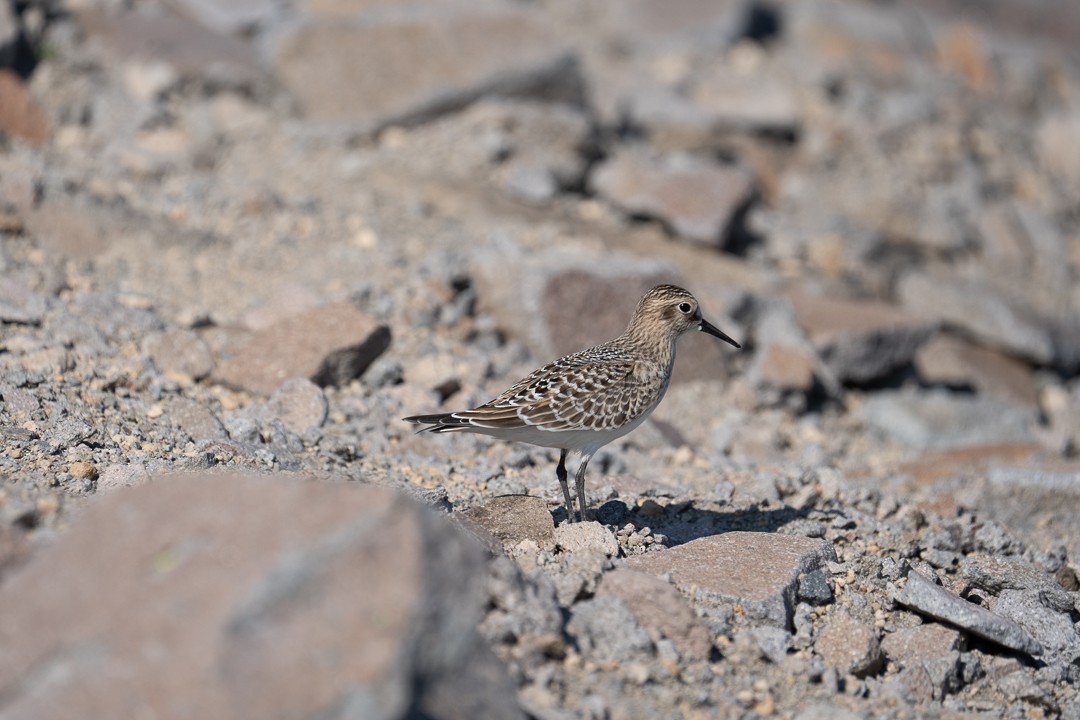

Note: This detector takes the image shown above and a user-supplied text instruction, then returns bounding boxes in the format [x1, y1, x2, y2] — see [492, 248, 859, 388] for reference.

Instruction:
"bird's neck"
[620, 323, 678, 369]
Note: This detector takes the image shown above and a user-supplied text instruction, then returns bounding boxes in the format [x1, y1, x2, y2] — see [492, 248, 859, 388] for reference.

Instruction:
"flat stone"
[590, 148, 754, 246]
[816, 610, 882, 677]
[859, 388, 1035, 450]
[0, 69, 47, 146]
[0, 385, 39, 419]
[266, 377, 328, 437]
[960, 554, 1073, 614]
[214, 303, 390, 396]
[894, 570, 1042, 656]
[271, 5, 580, 131]
[788, 292, 936, 384]
[597, 567, 714, 662]
[144, 329, 215, 381]
[898, 271, 1054, 365]
[554, 521, 619, 557]
[915, 334, 1037, 408]
[0, 473, 522, 720]
[464, 495, 555, 551]
[749, 342, 817, 393]
[627, 531, 836, 628]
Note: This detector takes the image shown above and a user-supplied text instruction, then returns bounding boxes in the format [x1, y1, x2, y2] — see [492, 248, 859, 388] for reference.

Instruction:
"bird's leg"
[575, 453, 591, 523]
[556, 449, 574, 524]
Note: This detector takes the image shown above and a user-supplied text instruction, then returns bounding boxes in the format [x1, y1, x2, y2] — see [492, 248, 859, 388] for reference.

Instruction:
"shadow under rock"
[595, 498, 818, 546]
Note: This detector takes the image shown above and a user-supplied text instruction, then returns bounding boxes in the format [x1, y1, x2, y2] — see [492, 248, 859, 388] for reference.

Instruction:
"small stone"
[97, 464, 152, 494]
[797, 569, 833, 605]
[68, 462, 98, 481]
[266, 378, 328, 437]
[144, 329, 214, 381]
[816, 611, 882, 677]
[554, 521, 619, 557]
[960, 554, 1074, 614]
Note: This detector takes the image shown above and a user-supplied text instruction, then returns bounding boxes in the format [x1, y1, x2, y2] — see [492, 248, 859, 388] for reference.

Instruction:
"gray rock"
[816, 610, 882, 677]
[0, 473, 522, 720]
[880, 624, 963, 699]
[464, 495, 555, 552]
[894, 570, 1042, 656]
[566, 595, 653, 664]
[788, 292, 936, 384]
[554, 521, 619, 557]
[266, 377, 328, 437]
[214, 303, 390, 396]
[752, 625, 792, 664]
[797, 569, 833, 605]
[78, 9, 261, 85]
[596, 567, 714, 662]
[859, 388, 1035, 450]
[993, 589, 1080, 663]
[898, 271, 1054, 365]
[163, 0, 283, 35]
[163, 396, 228, 442]
[0, 273, 47, 324]
[270, 5, 581, 132]
[628, 531, 836, 628]
[144, 329, 214, 381]
[590, 148, 754, 246]
[961, 554, 1074, 614]
[96, 463, 152, 494]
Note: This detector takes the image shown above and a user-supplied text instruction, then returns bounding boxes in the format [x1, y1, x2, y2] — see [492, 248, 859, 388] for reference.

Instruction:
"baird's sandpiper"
[404, 284, 741, 522]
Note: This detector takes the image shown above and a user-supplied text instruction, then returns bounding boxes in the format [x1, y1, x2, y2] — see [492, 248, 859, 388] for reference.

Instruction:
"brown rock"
[464, 495, 555, 551]
[272, 5, 579, 130]
[0, 70, 47, 146]
[144, 329, 215, 381]
[627, 531, 836, 628]
[590, 148, 754, 246]
[816, 611, 882, 677]
[597, 567, 713, 662]
[266, 377, 328, 436]
[914, 334, 1037, 408]
[67, 461, 98, 480]
[0, 473, 521, 720]
[214, 303, 390, 396]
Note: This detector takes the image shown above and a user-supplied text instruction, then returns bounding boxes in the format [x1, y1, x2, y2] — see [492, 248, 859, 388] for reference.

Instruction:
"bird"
[404, 284, 741, 523]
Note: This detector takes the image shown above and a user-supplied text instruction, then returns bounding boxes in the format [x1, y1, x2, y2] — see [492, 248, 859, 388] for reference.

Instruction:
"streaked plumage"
[405, 285, 740, 523]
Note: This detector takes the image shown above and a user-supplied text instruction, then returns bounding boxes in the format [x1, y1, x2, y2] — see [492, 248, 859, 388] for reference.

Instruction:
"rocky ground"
[1, 0, 1079, 718]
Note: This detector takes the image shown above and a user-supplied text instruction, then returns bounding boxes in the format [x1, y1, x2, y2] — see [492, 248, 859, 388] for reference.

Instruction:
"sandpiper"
[404, 285, 741, 522]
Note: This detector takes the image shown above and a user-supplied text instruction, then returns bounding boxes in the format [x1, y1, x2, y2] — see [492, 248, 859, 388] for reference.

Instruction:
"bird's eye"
[677, 302, 692, 314]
